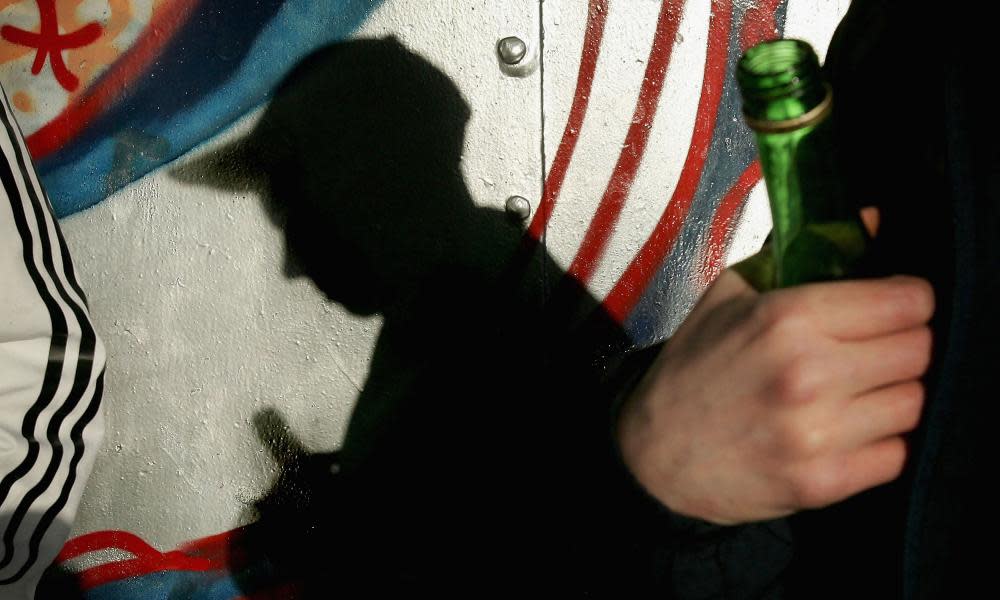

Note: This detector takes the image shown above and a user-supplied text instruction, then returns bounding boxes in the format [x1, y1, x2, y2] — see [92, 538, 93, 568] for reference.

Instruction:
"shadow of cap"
[173, 37, 479, 314]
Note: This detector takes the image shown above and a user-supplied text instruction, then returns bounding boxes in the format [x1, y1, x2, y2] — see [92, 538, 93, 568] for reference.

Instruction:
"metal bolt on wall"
[496, 35, 538, 77]
[505, 195, 532, 221]
[497, 36, 527, 65]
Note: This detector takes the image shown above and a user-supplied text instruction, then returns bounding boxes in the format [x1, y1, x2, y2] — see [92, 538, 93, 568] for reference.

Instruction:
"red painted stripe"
[526, 0, 610, 241]
[57, 530, 222, 591]
[698, 160, 762, 284]
[740, 0, 786, 53]
[74, 551, 218, 591]
[56, 526, 297, 592]
[697, 0, 787, 285]
[57, 530, 159, 561]
[177, 525, 240, 555]
[602, 0, 731, 322]
[566, 0, 687, 284]
[177, 525, 260, 569]
[25, 0, 201, 159]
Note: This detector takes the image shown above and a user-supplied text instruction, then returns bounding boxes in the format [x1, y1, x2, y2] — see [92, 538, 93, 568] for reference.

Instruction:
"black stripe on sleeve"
[0, 89, 101, 583]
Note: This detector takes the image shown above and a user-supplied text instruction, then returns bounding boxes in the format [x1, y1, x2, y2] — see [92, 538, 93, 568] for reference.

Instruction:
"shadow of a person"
[176, 38, 667, 596]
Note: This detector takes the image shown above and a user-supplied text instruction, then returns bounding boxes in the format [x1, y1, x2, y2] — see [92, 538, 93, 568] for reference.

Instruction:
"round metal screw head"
[497, 37, 527, 65]
[505, 195, 531, 221]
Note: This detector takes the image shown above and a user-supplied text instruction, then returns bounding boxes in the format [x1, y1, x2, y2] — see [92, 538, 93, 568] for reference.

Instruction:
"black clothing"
[240, 7, 994, 594]
[787, 2, 995, 598]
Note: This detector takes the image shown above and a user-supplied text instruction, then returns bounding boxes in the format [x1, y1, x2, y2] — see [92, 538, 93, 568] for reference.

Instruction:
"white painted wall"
[50, 0, 848, 568]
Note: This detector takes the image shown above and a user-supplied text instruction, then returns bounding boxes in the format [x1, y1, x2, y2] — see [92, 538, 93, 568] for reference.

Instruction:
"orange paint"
[27, 0, 198, 158]
[0, 1, 157, 100]
[11, 90, 33, 112]
[0, 0, 35, 65]
[64, 0, 136, 93]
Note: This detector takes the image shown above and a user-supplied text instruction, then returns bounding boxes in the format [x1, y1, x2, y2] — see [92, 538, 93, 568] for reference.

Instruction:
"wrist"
[615, 370, 678, 510]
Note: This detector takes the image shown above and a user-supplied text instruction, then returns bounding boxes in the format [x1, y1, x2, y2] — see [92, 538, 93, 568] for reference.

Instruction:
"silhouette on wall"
[173, 38, 690, 596]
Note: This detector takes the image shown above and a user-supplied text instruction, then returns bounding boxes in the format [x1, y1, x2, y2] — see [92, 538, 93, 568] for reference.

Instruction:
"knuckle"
[885, 438, 910, 475]
[903, 379, 926, 402]
[916, 326, 934, 357]
[896, 382, 925, 431]
[899, 327, 933, 375]
[752, 295, 817, 353]
[771, 358, 820, 406]
[774, 418, 826, 458]
[889, 276, 935, 321]
[869, 438, 909, 488]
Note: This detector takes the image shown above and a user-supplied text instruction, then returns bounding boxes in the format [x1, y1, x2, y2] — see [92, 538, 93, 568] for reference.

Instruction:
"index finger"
[771, 275, 934, 341]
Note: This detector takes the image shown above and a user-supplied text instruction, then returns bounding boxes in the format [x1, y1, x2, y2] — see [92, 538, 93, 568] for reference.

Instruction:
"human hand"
[615, 268, 933, 525]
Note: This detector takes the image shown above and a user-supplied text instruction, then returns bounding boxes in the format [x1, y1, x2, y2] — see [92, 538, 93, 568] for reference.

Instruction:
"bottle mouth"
[741, 39, 814, 76]
[737, 39, 821, 100]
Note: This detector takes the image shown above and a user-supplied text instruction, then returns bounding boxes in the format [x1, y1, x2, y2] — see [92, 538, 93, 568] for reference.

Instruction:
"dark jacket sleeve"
[576, 342, 794, 599]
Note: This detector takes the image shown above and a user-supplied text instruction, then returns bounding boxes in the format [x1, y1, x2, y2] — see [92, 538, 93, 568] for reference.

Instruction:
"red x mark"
[2, 0, 103, 92]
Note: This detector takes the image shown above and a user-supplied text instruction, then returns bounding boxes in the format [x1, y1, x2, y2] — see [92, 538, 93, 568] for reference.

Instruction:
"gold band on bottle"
[743, 84, 832, 134]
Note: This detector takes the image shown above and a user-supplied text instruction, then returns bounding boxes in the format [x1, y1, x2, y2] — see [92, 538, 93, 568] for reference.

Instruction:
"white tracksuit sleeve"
[0, 84, 106, 598]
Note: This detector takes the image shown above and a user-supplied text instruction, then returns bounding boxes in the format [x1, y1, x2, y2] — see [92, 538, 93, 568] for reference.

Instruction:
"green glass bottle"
[735, 39, 868, 289]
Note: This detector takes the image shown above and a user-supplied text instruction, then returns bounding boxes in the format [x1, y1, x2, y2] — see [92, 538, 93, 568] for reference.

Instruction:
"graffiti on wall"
[532, 0, 786, 342]
[0, 0, 384, 216]
[0, 0, 851, 597]
[1, 0, 788, 334]
[53, 529, 288, 599]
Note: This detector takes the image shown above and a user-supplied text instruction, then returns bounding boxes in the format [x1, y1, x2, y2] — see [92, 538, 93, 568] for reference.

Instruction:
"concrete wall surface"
[0, 0, 848, 596]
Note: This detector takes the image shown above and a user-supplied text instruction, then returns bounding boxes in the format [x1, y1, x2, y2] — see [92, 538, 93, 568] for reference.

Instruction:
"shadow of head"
[175, 37, 481, 315]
